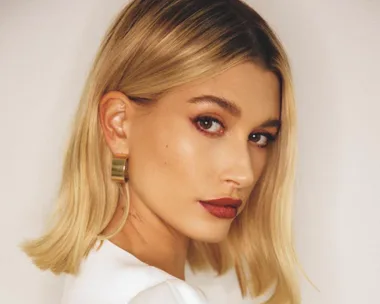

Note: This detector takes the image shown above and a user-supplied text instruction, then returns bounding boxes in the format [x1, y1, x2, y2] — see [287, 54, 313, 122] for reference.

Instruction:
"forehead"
[161, 62, 281, 121]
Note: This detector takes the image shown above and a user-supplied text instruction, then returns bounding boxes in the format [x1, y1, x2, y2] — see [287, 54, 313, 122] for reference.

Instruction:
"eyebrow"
[188, 95, 241, 116]
[188, 94, 281, 129]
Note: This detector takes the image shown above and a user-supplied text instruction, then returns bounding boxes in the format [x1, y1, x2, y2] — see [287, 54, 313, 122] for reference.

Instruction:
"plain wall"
[0, 0, 379, 303]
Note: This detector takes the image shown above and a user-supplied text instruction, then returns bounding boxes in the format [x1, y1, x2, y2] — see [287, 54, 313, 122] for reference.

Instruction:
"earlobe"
[99, 91, 133, 156]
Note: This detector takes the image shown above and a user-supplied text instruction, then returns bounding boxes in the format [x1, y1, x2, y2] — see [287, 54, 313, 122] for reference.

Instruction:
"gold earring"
[111, 154, 129, 183]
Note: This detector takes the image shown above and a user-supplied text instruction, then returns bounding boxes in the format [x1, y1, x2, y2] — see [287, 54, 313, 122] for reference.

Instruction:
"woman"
[22, 0, 300, 303]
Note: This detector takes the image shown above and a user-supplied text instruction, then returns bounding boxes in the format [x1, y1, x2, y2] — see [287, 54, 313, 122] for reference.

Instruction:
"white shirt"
[61, 240, 208, 304]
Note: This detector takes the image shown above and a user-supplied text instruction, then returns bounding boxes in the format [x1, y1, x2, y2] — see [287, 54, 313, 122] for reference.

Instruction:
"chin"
[183, 220, 232, 243]
[195, 233, 228, 243]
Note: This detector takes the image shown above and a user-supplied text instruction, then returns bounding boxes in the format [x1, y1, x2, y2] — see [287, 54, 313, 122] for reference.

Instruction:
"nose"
[219, 142, 255, 189]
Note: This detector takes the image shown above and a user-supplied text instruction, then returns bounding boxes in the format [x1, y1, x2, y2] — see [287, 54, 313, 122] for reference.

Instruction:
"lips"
[200, 197, 242, 207]
[199, 197, 242, 219]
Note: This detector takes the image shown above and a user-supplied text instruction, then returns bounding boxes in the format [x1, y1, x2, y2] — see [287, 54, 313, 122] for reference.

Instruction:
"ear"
[99, 91, 134, 156]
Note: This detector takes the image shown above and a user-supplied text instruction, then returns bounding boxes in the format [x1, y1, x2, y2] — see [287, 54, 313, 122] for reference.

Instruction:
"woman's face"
[125, 62, 280, 243]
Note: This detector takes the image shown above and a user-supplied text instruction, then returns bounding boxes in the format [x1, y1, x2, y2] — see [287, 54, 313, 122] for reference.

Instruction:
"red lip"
[199, 197, 242, 219]
[200, 197, 242, 208]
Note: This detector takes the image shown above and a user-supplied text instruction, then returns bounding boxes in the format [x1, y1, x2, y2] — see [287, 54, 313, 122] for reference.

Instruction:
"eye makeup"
[190, 114, 278, 148]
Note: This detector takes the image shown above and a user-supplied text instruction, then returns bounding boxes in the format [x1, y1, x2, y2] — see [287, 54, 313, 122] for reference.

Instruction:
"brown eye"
[249, 133, 275, 148]
[195, 116, 224, 134]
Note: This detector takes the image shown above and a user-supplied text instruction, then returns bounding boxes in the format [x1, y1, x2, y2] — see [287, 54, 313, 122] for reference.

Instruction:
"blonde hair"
[22, 0, 300, 303]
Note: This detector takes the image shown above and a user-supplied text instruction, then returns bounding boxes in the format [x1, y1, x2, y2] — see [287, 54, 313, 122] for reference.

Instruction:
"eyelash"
[192, 115, 276, 148]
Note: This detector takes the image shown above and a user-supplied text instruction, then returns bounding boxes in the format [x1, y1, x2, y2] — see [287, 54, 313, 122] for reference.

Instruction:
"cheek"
[253, 151, 268, 175]
[128, 117, 202, 200]
[253, 150, 270, 186]
[239, 151, 268, 203]
[247, 150, 268, 187]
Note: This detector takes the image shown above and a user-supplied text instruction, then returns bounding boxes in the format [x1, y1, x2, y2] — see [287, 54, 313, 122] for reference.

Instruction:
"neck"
[105, 191, 189, 280]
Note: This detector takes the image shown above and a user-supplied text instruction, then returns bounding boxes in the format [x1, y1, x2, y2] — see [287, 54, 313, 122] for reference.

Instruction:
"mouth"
[199, 197, 242, 219]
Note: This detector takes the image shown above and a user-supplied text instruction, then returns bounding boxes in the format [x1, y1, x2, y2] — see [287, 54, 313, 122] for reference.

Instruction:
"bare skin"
[99, 62, 280, 280]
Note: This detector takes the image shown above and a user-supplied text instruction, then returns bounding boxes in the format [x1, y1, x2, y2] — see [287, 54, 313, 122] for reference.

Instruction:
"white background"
[0, 0, 379, 303]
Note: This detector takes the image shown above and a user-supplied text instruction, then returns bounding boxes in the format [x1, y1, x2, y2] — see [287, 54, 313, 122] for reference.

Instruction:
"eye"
[193, 116, 224, 135]
[249, 133, 276, 148]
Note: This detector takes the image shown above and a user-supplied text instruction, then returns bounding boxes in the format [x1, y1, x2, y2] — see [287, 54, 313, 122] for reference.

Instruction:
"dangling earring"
[111, 154, 129, 183]
[96, 154, 130, 242]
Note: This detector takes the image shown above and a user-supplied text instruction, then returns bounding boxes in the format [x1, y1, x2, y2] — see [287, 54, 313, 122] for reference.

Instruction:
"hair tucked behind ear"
[22, 1, 300, 302]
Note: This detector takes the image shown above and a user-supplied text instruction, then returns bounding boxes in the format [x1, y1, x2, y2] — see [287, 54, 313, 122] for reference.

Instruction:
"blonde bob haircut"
[22, 0, 300, 303]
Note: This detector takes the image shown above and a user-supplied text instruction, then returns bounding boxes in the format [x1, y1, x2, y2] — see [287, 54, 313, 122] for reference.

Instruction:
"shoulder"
[62, 264, 179, 304]
[129, 279, 208, 304]
[61, 241, 208, 304]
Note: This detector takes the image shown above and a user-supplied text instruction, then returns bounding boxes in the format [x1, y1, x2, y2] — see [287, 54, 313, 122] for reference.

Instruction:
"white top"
[61, 240, 208, 304]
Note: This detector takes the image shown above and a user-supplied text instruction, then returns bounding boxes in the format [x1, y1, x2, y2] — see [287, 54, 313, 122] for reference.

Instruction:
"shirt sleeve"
[129, 279, 208, 304]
